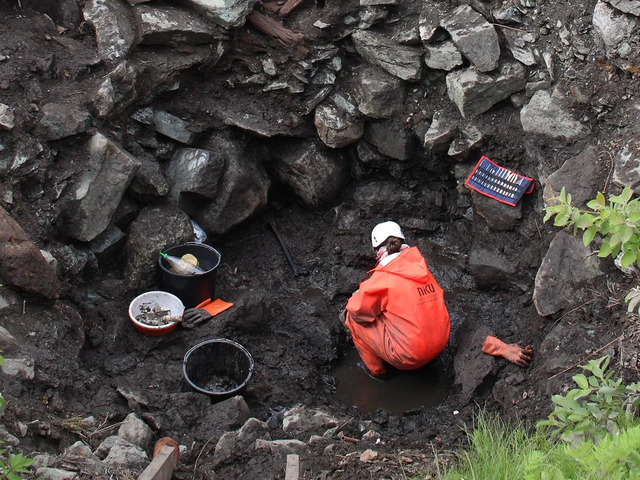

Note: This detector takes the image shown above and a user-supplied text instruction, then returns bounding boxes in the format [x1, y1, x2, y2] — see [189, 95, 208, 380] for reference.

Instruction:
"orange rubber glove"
[482, 335, 533, 368]
[181, 298, 233, 328]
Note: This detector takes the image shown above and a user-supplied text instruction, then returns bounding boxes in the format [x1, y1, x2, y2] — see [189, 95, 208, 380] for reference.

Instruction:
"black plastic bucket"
[158, 242, 221, 308]
[183, 338, 254, 399]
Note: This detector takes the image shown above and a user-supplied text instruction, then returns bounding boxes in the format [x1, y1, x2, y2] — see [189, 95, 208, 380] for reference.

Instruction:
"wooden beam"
[280, 0, 304, 16]
[138, 445, 177, 480]
[285, 454, 299, 480]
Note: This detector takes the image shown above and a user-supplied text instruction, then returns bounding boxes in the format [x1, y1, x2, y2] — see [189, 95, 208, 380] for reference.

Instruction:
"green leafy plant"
[524, 424, 640, 480]
[537, 356, 640, 445]
[543, 186, 640, 269]
[0, 452, 34, 480]
[0, 354, 34, 480]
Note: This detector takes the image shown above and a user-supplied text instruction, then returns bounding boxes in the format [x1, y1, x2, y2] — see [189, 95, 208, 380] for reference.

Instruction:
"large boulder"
[272, 140, 350, 208]
[0, 207, 61, 300]
[176, 131, 270, 235]
[520, 89, 589, 140]
[533, 231, 604, 317]
[63, 132, 141, 242]
[124, 205, 194, 290]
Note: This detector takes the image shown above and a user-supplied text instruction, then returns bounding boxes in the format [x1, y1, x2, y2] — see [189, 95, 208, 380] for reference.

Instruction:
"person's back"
[343, 221, 450, 376]
[347, 246, 450, 370]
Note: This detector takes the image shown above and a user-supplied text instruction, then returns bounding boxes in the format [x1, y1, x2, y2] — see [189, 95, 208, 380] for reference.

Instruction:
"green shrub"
[537, 356, 640, 445]
[523, 425, 640, 480]
[435, 356, 640, 480]
[543, 186, 640, 269]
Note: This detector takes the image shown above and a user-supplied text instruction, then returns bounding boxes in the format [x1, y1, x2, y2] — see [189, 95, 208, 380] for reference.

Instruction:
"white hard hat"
[371, 221, 405, 248]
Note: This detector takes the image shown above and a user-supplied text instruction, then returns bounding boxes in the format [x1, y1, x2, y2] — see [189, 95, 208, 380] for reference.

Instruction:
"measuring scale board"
[465, 156, 535, 207]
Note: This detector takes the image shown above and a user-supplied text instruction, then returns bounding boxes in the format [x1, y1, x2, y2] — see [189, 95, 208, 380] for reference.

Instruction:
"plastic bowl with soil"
[128, 291, 185, 336]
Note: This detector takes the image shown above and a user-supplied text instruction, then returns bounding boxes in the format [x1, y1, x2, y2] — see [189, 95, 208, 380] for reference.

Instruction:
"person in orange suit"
[344, 221, 532, 379]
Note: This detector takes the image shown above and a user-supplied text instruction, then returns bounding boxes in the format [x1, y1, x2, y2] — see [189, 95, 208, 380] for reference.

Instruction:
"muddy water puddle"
[333, 347, 451, 414]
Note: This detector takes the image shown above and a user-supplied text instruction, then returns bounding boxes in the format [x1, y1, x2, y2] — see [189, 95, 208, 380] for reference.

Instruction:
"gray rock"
[453, 320, 493, 404]
[183, 0, 257, 28]
[503, 30, 538, 67]
[221, 105, 311, 137]
[448, 125, 485, 161]
[351, 30, 423, 81]
[213, 418, 271, 467]
[353, 64, 406, 118]
[124, 205, 194, 290]
[91, 61, 139, 119]
[357, 7, 388, 30]
[167, 147, 225, 204]
[192, 395, 252, 442]
[520, 89, 588, 140]
[419, 6, 442, 42]
[1, 358, 35, 379]
[440, 5, 500, 72]
[128, 154, 170, 200]
[35, 103, 92, 141]
[63, 132, 141, 242]
[533, 231, 604, 317]
[272, 141, 349, 208]
[118, 413, 154, 450]
[0, 104, 14, 130]
[492, 4, 525, 25]
[423, 110, 460, 152]
[605, 0, 640, 15]
[134, 4, 225, 46]
[282, 406, 338, 439]
[364, 118, 415, 161]
[314, 101, 364, 148]
[179, 132, 270, 235]
[49, 36, 101, 80]
[447, 61, 526, 118]
[543, 146, 608, 207]
[525, 80, 552, 97]
[612, 143, 640, 193]
[10, 137, 43, 174]
[50, 245, 93, 277]
[424, 40, 464, 71]
[470, 190, 524, 231]
[0, 425, 20, 446]
[0, 326, 17, 351]
[34, 467, 78, 480]
[83, 0, 135, 62]
[255, 438, 308, 455]
[468, 246, 518, 289]
[0, 206, 61, 299]
[593, 1, 637, 51]
[61, 442, 106, 477]
[151, 110, 198, 145]
[102, 438, 149, 470]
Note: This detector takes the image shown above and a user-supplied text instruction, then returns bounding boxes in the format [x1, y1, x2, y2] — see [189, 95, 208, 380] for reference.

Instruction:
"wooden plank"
[280, 0, 304, 16]
[285, 454, 299, 480]
[138, 445, 176, 480]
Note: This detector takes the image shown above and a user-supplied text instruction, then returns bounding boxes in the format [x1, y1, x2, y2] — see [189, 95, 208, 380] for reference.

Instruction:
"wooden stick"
[280, 0, 304, 16]
[138, 445, 177, 480]
[548, 335, 623, 380]
[285, 454, 300, 480]
[247, 11, 308, 56]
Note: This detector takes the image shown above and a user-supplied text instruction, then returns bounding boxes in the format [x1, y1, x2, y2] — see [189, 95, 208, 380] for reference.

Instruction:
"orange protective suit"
[345, 246, 450, 376]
